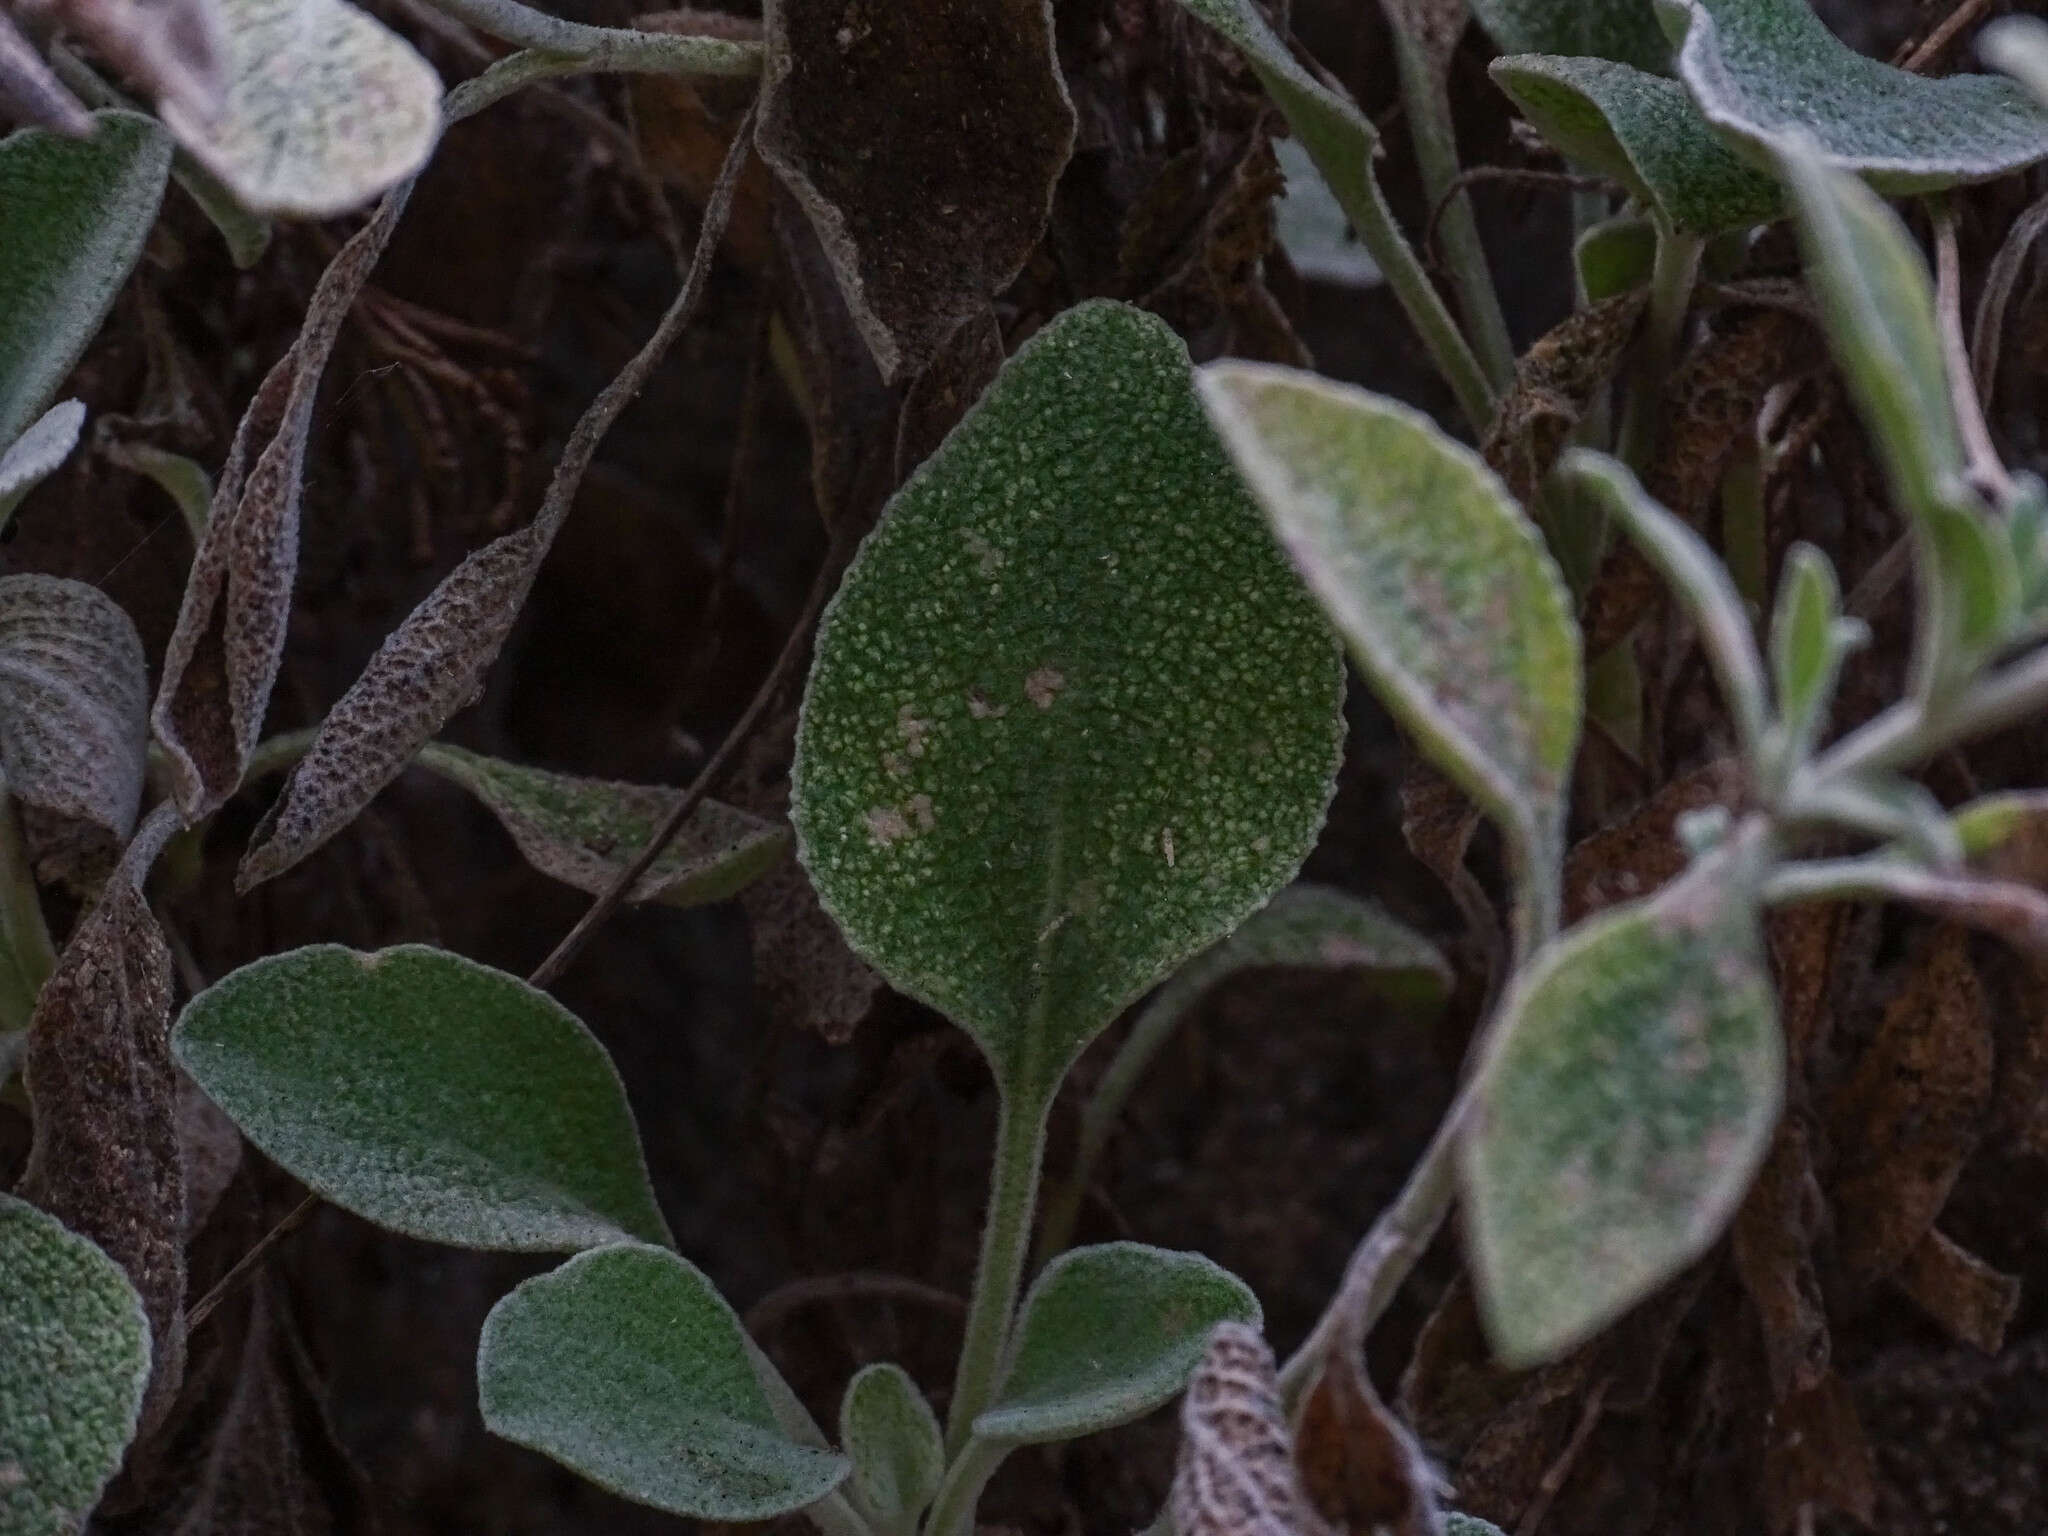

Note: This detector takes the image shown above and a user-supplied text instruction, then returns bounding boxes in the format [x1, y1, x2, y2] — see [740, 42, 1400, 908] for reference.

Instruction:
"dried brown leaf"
[1894, 1227, 2020, 1355]
[176, 1074, 241, 1241]
[1173, 1323, 1329, 1536]
[741, 854, 881, 1044]
[1560, 758, 1739, 924]
[1828, 925, 1992, 1287]
[19, 806, 186, 1437]
[0, 573, 149, 858]
[1731, 1114, 1829, 1402]
[1760, 1373, 1876, 1535]
[757, 0, 1076, 381]
[1297, 1336, 1445, 1536]
[894, 304, 1005, 483]
[1481, 289, 1645, 510]
[152, 203, 403, 820]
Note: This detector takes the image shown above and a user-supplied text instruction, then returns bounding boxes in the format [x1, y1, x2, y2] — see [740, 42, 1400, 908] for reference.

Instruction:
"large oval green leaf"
[172, 945, 669, 1252]
[0, 1193, 152, 1536]
[1661, 0, 2048, 191]
[974, 1242, 1260, 1444]
[1198, 364, 1580, 926]
[1470, 0, 1671, 72]
[1461, 832, 1781, 1365]
[0, 110, 170, 448]
[793, 301, 1344, 1105]
[478, 1243, 848, 1519]
[1492, 54, 1780, 234]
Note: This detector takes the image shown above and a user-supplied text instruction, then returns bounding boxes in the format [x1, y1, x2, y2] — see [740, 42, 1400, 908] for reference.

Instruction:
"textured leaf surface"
[1170, 1323, 1315, 1536]
[173, 945, 669, 1252]
[0, 1193, 151, 1536]
[1468, 0, 1670, 71]
[975, 1242, 1259, 1443]
[416, 743, 788, 907]
[793, 302, 1343, 1103]
[1492, 54, 1779, 234]
[840, 1364, 943, 1533]
[478, 1243, 848, 1519]
[0, 399, 84, 512]
[757, 0, 1073, 381]
[0, 574, 149, 848]
[160, 0, 440, 217]
[1662, 0, 2048, 191]
[1200, 364, 1580, 896]
[1461, 835, 1781, 1365]
[0, 110, 170, 447]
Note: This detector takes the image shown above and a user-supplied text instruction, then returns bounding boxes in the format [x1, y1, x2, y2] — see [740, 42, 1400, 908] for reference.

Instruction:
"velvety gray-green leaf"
[792, 302, 1344, 1105]
[1174, 883, 1451, 1005]
[1469, 0, 1671, 72]
[159, 0, 440, 218]
[1768, 543, 1863, 767]
[1274, 139, 1382, 289]
[416, 743, 788, 908]
[1198, 363, 1580, 905]
[1576, 213, 1658, 302]
[1446, 1518, 1509, 1536]
[172, 945, 669, 1252]
[974, 1242, 1260, 1443]
[0, 1193, 152, 1536]
[840, 1364, 943, 1534]
[1983, 16, 2048, 114]
[1461, 833, 1781, 1365]
[1661, 0, 2048, 191]
[0, 399, 84, 519]
[0, 111, 170, 447]
[478, 1243, 848, 1519]
[1492, 54, 1779, 233]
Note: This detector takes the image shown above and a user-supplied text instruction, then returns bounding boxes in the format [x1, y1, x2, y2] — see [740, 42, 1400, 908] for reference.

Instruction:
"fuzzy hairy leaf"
[1491, 55, 1779, 234]
[1661, 0, 2048, 191]
[793, 302, 1344, 1105]
[1199, 364, 1580, 913]
[0, 399, 84, 518]
[1468, 0, 1670, 72]
[0, 1194, 152, 1536]
[1576, 214, 1658, 302]
[1769, 543, 1861, 766]
[0, 574, 149, 848]
[975, 1242, 1260, 1443]
[0, 110, 170, 448]
[1461, 833, 1781, 1365]
[415, 743, 788, 907]
[478, 1243, 848, 1519]
[160, 0, 439, 217]
[1983, 16, 2048, 114]
[173, 944, 670, 1252]
[840, 1364, 944, 1533]
[1168, 884, 1450, 1013]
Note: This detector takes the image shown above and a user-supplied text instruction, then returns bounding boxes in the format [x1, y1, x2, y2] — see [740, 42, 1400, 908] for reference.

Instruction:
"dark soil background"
[14, 0, 2048, 1531]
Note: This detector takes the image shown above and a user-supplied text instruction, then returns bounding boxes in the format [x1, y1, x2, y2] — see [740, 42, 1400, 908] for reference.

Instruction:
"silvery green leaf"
[793, 302, 1344, 1106]
[1274, 139, 1382, 289]
[1767, 543, 1863, 768]
[840, 1364, 944, 1535]
[1576, 213, 1658, 302]
[478, 1244, 849, 1519]
[1662, 0, 2048, 192]
[1468, 0, 1671, 72]
[0, 399, 83, 524]
[1982, 15, 2048, 114]
[0, 110, 170, 447]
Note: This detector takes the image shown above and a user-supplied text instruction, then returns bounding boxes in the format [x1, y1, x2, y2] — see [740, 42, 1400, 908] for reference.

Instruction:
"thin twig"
[743, 1272, 967, 1335]
[1895, 0, 1997, 73]
[186, 1192, 319, 1332]
[1931, 202, 2015, 503]
[1971, 188, 2048, 403]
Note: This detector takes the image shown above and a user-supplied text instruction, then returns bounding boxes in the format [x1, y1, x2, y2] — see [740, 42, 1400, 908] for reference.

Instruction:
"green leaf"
[1768, 543, 1863, 768]
[0, 111, 170, 447]
[0, 1193, 152, 1536]
[1172, 882, 1450, 1005]
[1446, 1517, 1510, 1536]
[1491, 55, 1780, 234]
[1274, 139, 1382, 289]
[1461, 831, 1781, 1366]
[792, 302, 1343, 1106]
[172, 945, 669, 1252]
[478, 1243, 848, 1520]
[974, 1242, 1260, 1443]
[1575, 213, 1658, 303]
[840, 1364, 944, 1534]
[415, 743, 788, 908]
[1982, 15, 2048, 114]
[1198, 363, 1580, 919]
[0, 399, 84, 522]
[1469, 0, 1672, 72]
[1661, 0, 2048, 192]
[1952, 789, 2048, 867]
[159, 0, 440, 218]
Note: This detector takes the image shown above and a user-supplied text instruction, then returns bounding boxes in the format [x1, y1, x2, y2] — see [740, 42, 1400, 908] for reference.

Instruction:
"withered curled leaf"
[1173, 1323, 1329, 1536]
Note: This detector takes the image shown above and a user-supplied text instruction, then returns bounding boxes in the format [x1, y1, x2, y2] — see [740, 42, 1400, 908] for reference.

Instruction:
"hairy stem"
[923, 1436, 1009, 1536]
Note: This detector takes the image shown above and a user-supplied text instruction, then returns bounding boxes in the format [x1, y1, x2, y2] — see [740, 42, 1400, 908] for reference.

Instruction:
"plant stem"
[0, 794, 55, 1037]
[1616, 223, 1703, 470]
[923, 1435, 1009, 1536]
[1386, 30, 1515, 393]
[944, 1089, 1050, 1458]
[417, 0, 758, 76]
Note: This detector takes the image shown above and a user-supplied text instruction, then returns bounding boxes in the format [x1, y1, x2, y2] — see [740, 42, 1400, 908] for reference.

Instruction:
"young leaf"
[1171, 1324, 1320, 1536]
[1198, 364, 1580, 924]
[0, 574, 150, 852]
[1468, 0, 1671, 73]
[415, 743, 788, 908]
[1576, 213, 1658, 302]
[1662, 0, 2048, 191]
[0, 110, 171, 447]
[1461, 830, 1781, 1365]
[792, 302, 1344, 1105]
[477, 1243, 849, 1519]
[0, 1193, 152, 1536]
[0, 398, 84, 521]
[840, 1363, 945, 1534]
[1982, 16, 2048, 114]
[973, 1242, 1260, 1443]
[158, 0, 440, 218]
[172, 945, 670, 1252]
[756, 0, 1074, 381]
[1768, 543, 1862, 768]
[1491, 55, 1780, 235]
